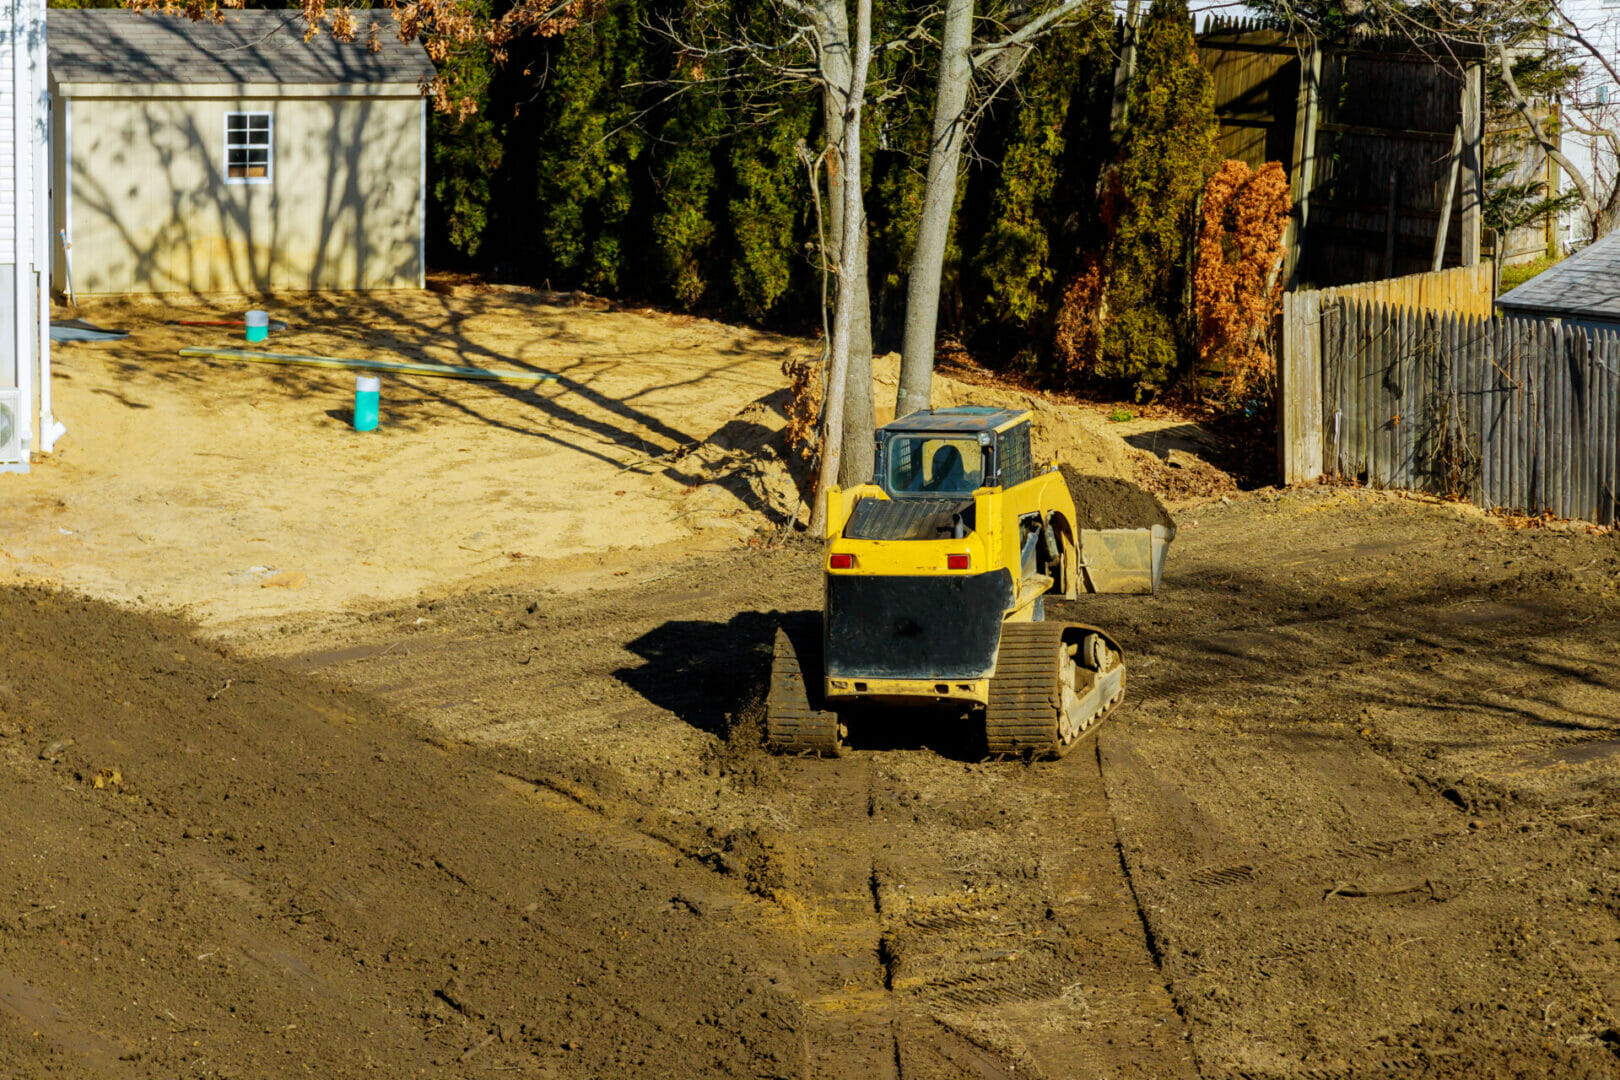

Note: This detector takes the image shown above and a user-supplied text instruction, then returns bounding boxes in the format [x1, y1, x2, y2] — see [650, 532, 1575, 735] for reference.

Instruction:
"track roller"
[985, 622, 1125, 759]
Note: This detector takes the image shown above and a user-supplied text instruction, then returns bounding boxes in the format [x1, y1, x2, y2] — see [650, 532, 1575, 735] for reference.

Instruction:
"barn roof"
[47, 10, 436, 88]
[1496, 232, 1620, 322]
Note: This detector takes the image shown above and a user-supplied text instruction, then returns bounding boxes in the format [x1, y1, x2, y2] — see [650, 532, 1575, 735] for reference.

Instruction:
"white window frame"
[224, 111, 274, 185]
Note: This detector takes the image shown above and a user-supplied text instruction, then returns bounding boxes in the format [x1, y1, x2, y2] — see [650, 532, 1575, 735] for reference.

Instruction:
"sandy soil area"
[5, 288, 807, 629]
[4, 287, 1183, 633]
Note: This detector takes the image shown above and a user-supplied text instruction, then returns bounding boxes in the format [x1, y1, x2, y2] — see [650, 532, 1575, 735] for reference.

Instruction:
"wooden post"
[1279, 291, 1326, 484]
[1459, 62, 1484, 266]
[1384, 168, 1399, 277]
[1432, 122, 1462, 272]
[1109, 0, 1141, 141]
[1284, 45, 1321, 288]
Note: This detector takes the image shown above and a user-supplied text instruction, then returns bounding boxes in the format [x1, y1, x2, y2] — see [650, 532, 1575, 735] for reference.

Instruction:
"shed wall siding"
[63, 93, 422, 293]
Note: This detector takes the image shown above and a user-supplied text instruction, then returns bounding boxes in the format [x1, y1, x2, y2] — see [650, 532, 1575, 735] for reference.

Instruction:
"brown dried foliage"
[781, 355, 822, 474]
[1050, 252, 1104, 375]
[1192, 159, 1291, 403]
[121, 0, 596, 118]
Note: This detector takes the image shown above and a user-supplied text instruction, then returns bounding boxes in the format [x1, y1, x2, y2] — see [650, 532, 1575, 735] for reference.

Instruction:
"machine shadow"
[613, 611, 790, 739]
[614, 609, 989, 761]
[838, 705, 987, 762]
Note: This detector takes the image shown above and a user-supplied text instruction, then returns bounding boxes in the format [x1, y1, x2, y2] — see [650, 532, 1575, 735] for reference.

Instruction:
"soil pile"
[1059, 466, 1175, 529]
[0, 586, 801, 1078]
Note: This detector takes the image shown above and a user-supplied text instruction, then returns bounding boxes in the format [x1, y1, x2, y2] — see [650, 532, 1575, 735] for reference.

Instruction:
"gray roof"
[883, 407, 1027, 434]
[48, 10, 436, 86]
[1497, 232, 1620, 321]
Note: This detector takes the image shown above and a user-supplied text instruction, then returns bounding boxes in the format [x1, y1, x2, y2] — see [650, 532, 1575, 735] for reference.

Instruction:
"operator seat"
[926, 445, 967, 492]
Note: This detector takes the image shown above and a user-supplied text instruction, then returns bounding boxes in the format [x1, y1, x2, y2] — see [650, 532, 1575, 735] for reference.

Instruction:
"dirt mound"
[656, 389, 806, 530]
[1059, 466, 1174, 529]
[0, 585, 802, 1078]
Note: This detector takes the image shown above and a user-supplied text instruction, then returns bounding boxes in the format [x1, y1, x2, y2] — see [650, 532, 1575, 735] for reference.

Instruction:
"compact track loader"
[767, 406, 1172, 758]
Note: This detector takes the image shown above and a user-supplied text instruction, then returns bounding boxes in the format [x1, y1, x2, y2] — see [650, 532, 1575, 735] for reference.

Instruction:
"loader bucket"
[1078, 525, 1175, 595]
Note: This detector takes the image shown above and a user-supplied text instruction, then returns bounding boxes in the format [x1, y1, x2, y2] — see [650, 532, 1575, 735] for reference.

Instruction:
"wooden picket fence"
[1278, 262, 1495, 484]
[1314, 300, 1620, 525]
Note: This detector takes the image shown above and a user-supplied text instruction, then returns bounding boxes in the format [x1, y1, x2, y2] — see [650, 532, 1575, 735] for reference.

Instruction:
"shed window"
[225, 112, 272, 182]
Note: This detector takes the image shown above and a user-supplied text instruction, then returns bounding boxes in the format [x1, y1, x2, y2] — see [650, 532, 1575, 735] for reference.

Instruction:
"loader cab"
[875, 407, 1034, 500]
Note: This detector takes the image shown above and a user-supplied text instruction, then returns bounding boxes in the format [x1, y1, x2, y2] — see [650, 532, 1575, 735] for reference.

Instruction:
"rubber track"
[986, 622, 1123, 759]
[765, 627, 843, 756]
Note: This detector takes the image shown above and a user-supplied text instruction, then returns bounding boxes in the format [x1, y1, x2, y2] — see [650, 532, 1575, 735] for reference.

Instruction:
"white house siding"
[56, 88, 423, 294]
[0, 0, 50, 470]
[0, 41, 15, 251]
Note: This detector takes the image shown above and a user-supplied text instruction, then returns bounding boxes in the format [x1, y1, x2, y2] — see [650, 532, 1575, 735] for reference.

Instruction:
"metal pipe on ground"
[176, 346, 559, 384]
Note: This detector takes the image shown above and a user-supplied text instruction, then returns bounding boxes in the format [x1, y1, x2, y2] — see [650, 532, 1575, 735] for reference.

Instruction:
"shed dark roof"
[1496, 232, 1620, 321]
[47, 10, 436, 86]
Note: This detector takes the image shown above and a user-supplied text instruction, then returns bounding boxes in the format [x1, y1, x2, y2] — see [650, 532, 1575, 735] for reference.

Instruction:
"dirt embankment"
[0, 587, 806, 1079]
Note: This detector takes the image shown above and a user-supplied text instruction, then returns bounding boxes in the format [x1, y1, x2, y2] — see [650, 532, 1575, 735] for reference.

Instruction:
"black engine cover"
[824, 570, 1014, 681]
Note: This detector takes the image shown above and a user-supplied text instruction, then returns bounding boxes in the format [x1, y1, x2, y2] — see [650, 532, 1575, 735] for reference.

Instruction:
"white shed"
[48, 10, 433, 295]
[0, 0, 53, 472]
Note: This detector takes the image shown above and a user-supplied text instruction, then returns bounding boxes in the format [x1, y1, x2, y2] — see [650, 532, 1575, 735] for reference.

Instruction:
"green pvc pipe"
[177, 346, 558, 384]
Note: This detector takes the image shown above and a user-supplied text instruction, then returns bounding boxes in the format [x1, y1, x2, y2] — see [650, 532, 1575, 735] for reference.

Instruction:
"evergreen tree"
[726, 98, 816, 321]
[967, 14, 1110, 365]
[533, 0, 646, 292]
[650, 78, 727, 308]
[428, 0, 503, 262]
[1096, 0, 1218, 389]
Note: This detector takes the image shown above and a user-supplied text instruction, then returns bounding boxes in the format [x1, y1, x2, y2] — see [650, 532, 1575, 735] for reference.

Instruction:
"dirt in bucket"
[1059, 465, 1175, 530]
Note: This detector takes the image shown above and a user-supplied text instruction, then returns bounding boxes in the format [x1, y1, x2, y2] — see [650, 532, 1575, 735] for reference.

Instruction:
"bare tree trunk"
[1496, 43, 1613, 237]
[841, 232, 874, 485]
[811, 0, 875, 487]
[808, 0, 873, 533]
[895, 0, 974, 419]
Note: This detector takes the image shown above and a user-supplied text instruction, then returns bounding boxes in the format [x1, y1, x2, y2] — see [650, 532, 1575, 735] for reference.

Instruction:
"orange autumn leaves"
[1193, 160, 1291, 403]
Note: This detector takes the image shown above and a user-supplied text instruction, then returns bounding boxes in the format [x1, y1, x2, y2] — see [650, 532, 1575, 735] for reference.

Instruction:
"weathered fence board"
[1319, 299, 1620, 524]
[1279, 262, 1494, 483]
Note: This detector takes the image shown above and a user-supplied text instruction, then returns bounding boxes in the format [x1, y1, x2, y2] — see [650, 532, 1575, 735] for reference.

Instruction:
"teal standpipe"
[353, 374, 380, 432]
[244, 309, 270, 343]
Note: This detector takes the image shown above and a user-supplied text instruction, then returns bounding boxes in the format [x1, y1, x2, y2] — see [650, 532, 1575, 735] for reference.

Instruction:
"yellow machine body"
[765, 406, 1150, 758]
[818, 408, 1082, 707]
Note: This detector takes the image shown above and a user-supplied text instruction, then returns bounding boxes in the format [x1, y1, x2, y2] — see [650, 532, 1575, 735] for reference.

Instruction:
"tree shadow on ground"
[69, 281, 807, 475]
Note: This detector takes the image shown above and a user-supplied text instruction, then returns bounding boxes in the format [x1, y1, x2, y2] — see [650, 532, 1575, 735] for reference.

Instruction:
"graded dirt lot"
[4, 481, 1619, 1078]
[5, 290, 1619, 1078]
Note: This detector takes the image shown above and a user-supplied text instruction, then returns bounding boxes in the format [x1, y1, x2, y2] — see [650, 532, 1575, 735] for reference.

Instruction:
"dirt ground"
[5, 482, 1620, 1078]
[5, 291, 1619, 1078]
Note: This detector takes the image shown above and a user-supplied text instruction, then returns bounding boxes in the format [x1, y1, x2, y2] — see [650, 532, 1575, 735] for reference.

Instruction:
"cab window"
[887, 436, 984, 496]
[999, 422, 1033, 488]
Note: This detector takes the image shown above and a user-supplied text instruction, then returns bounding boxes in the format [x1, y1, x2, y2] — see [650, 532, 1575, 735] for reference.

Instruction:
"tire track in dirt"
[857, 742, 1195, 1079]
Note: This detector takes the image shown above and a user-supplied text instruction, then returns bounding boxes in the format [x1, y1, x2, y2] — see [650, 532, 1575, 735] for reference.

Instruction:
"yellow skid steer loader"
[768, 407, 1172, 758]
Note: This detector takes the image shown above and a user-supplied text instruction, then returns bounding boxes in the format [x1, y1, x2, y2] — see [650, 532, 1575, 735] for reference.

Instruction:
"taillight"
[946, 553, 971, 570]
[829, 553, 855, 570]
